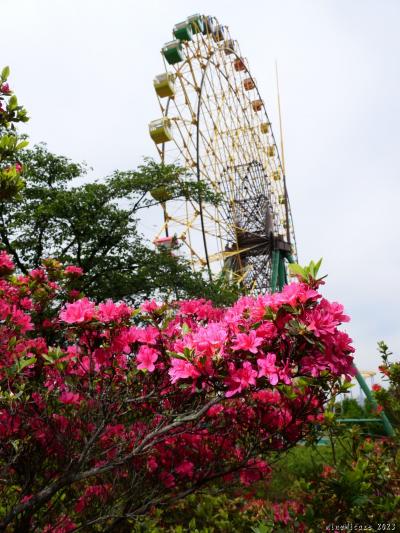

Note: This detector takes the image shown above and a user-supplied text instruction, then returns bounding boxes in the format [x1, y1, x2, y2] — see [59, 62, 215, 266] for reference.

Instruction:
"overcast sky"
[3, 0, 400, 376]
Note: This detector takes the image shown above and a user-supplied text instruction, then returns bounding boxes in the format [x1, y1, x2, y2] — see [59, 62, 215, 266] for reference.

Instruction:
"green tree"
[0, 144, 240, 304]
[0, 66, 29, 200]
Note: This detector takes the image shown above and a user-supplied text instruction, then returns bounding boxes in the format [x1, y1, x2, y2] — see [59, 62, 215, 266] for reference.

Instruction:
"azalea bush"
[0, 252, 355, 531]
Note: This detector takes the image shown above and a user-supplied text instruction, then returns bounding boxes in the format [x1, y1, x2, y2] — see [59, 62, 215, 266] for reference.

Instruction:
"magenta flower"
[0, 250, 14, 275]
[98, 300, 131, 322]
[168, 358, 200, 384]
[225, 362, 257, 397]
[64, 265, 84, 277]
[136, 345, 159, 372]
[59, 391, 82, 406]
[192, 323, 227, 356]
[138, 326, 159, 345]
[232, 330, 263, 354]
[175, 460, 194, 478]
[1, 83, 10, 94]
[11, 307, 33, 333]
[257, 353, 279, 385]
[60, 298, 96, 324]
[141, 299, 161, 313]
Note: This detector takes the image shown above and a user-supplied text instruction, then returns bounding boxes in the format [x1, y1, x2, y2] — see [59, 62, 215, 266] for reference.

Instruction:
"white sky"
[3, 0, 400, 374]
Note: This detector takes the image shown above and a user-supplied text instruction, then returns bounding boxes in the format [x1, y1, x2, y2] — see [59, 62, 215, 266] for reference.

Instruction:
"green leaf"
[181, 322, 191, 335]
[16, 356, 36, 373]
[16, 140, 29, 151]
[288, 263, 306, 278]
[314, 257, 323, 275]
[166, 350, 187, 361]
[8, 95, 18, 110]
[1, 66, 10, 81]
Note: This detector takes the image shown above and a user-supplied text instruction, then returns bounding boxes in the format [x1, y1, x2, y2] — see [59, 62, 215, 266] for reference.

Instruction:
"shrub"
[0, 254, 354, 531]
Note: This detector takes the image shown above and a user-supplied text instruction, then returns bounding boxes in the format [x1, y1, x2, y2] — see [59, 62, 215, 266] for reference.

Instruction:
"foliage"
[0, 66, 29, 200]
[276, 343, 400, 530]
[374, 341, 400, 428]
[288, 258, 325, 286]
[0, 254, 354, 531]
[295, 434, 400, 529]
[0, 144, 239, 304]
[130, 492, 270, 532]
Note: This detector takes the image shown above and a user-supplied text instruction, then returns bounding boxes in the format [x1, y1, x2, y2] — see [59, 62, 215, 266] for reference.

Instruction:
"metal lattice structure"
[149, 14, 297, 293]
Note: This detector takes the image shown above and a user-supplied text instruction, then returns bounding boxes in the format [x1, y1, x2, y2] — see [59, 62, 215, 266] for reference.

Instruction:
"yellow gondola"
[149, 118, 173, 144]
[153, 73, 175, 98]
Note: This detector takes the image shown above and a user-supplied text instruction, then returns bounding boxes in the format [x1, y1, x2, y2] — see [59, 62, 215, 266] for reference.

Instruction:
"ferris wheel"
[149, 14, 297, 293]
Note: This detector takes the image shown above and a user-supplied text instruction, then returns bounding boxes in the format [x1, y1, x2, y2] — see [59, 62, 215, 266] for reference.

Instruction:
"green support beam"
[270, 249, 280, 293]
[355, 369, 394, 437]
[278, 251, 287, 290]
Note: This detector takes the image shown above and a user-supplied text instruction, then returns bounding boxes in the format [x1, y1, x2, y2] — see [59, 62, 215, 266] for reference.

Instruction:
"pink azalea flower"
[147, 456, 158, 472]
[64, 265, 84, 276]
[240, 458, 270, 485]
[278, 361, 292, 385]
[175, 460, 194, 478]
[136, 345, 159, 372]
[192, 323, 227, 356]
[60, 298, 96, 323]
[141, 299, 160, 313]
[29, 268, 47, 281]
[207, 404, 224, 417]
[0, 250, 14, 275]
[307, 308, 339, 337]
[255, 322, 277, 339]
[232, 330, 263, 354]
[160, 471, 175, 488]
[19, 297, 33, 310]
[225, 362, 257, 397]
[253, 389, 281, 404]
[59, 391, 82, 406]
[138, 326, 159, 345]
[168, 358, 200, 384]
[10, 307, 33, 333]
[257, 353, 279, 385]
[98, 300, 131, 322]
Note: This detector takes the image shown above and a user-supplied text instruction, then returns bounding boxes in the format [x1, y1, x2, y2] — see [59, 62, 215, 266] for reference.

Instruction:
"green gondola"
[173, 21, 193, 41]
[162, 40, 183, 65]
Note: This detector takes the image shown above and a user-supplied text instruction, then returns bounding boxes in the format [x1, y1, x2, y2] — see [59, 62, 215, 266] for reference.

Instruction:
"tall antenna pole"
[275, 61, 286, 176]
[275, 61, 291, 244]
